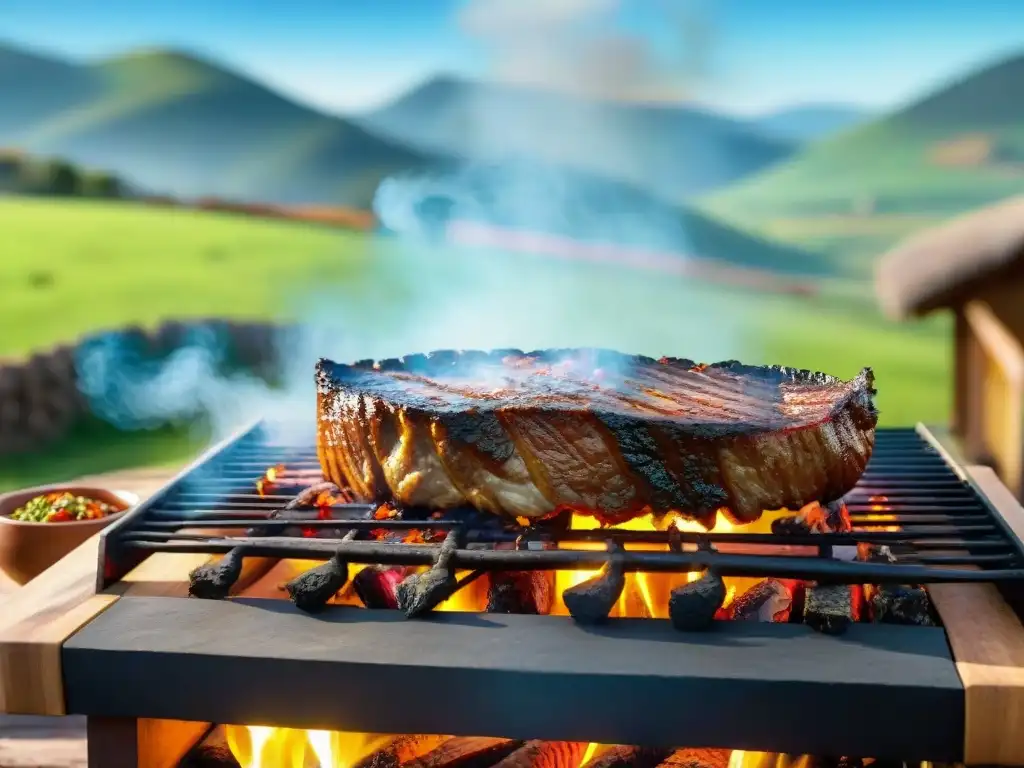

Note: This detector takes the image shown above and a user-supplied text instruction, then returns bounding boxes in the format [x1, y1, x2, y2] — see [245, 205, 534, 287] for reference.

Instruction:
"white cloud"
[457, 0, 619, 37]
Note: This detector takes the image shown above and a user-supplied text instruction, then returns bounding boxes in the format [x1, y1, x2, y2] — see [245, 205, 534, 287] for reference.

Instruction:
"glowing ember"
[220, 728, 855, 768]
[862, 495, 900, 532]
[547, 508, 796, 619]
[580, 743, 602, 766]
[256, 465, 285, 497]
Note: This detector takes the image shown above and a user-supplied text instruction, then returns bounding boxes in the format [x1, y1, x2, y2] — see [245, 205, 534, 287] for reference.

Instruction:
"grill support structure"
[94, 424, 1024, 590]
[3, 424, 1024, 765]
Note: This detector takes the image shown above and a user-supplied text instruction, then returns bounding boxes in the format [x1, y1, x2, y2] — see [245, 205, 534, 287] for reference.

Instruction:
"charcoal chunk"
[562, 561, 626, 624]
[669, 570, 726, 631]
[870, 584, 935, 626]
[286, 556, 349, 613]
[804, 584, 858, 635]
[396, 566, 458, 617]
[188, 549, 244, 600]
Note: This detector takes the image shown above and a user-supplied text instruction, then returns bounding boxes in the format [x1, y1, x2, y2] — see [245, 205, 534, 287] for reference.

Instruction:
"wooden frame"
[958, 299, 1024, 497]
[0, 423, 1023, 764]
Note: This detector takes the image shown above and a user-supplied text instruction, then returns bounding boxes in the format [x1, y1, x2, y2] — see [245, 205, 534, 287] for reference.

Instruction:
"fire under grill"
[53, 424, 1024, 765]
[99, 424, 1024, 594]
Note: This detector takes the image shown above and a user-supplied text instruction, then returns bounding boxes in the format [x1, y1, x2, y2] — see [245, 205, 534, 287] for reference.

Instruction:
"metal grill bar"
[98, 424, 1024, 588]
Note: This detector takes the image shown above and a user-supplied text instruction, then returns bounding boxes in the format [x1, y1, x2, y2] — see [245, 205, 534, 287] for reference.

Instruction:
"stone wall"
[0, 319, 282, 457]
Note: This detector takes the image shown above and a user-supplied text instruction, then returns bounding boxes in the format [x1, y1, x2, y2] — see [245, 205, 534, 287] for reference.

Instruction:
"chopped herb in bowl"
[9, 491, 118, 523]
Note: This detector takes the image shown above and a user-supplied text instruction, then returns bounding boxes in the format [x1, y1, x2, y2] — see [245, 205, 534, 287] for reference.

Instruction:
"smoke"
[456, 0, 713, 103]
[73, 0, 741, 453]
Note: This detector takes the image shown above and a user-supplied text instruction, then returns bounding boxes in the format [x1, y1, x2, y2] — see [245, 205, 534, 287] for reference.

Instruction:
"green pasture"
[0, 197, 951, 490]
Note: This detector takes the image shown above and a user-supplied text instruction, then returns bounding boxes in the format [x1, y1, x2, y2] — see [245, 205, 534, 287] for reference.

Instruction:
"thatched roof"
[875, 195, 1024, 319]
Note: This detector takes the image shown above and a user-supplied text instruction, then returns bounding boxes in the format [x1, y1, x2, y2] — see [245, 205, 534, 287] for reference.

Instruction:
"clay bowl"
[0, 485, 135, 586]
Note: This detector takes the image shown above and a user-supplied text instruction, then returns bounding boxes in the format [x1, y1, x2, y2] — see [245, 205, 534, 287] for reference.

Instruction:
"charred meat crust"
[316, 349, 878, 525]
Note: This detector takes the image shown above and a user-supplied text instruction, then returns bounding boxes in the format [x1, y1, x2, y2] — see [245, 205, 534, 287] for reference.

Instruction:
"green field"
[0, 197, 951, 490]
[0, 197, 374, 356]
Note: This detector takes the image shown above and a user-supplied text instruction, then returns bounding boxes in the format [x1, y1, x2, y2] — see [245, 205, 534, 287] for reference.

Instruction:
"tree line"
[0, 150, 126, 199]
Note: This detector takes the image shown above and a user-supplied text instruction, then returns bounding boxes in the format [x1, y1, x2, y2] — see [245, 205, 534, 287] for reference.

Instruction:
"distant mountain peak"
[0, 39, 78, 75]
[894, 49, 1024, 126]
[751, 104, 870, 142]
[95, 46, 241, 87]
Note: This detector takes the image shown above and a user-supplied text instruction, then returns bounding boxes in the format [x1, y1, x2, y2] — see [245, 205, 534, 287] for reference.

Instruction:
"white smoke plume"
[456, 0, 713, 103]
[75, 0, 739, 455]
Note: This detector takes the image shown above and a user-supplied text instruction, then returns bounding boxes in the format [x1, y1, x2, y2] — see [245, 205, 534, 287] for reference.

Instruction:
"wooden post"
[953, 306, 970, 438]
[963, 300, 1024, 497]
[86, 716, 211, 768]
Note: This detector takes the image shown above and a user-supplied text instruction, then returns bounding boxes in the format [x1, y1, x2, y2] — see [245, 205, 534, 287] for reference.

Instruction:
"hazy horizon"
[1, 0, 1021, 117]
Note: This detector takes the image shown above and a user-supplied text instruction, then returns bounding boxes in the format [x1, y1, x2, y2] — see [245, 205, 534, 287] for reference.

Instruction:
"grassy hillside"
[357, 75, 797, 202]
[0, 197, 371, 355]
[0, 46, 434, 207]
[701, 52, 1024, 277]
[0, 196, 948, 486]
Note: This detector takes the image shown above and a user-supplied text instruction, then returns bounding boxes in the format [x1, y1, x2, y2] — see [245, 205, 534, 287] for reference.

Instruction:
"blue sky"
[1, 0, 1021, 115]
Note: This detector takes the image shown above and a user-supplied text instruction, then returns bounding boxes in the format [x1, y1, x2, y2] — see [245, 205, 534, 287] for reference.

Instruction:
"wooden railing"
[960, 300, 1024, 498]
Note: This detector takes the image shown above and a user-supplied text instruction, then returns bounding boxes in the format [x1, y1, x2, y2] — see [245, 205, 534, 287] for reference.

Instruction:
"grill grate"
[97, 424, 1024, 588]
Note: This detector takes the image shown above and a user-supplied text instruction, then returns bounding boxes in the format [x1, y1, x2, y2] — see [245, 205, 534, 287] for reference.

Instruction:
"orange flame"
[256, 464, 285, 497]
[226, 724, 392, 768]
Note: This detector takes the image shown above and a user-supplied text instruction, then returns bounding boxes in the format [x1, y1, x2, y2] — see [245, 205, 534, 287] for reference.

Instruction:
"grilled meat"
[315, 349, 877, 527]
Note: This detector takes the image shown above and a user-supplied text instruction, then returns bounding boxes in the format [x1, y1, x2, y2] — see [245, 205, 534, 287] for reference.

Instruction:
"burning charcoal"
[188, 548, 245, 600]
[178, 744, 240, 768]
[491, 741, 587, 768]
[583, 746, 673, 768]
[771, 500, 848, 535]
[353, 735, 452, 768]
[487, 570, 555, 614]
[869, 584, 935, 626]
[286, 529, 358, 613]
[771, 516, 813, 536]
[655, 749, 731, 768]
[859, 544, 897, 563]
[285, 553, 350, 612]
[561, 543, 626, 624]
[187, 481, 348, 600]
[404, 738, 524, 768]
[353, 565, 413, 609]
[825, 500, 852, 532]
[803, 584, 860, 635]
[730, 578, 794, 622]
[178, 726, 241, 768]
[396, 529, 462, 617]
[290, 481, 344, 508]
[669, 570, 726, 631]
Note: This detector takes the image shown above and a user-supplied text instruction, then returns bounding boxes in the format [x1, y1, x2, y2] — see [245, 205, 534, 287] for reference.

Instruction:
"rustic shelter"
[876, 194, 1024, 497]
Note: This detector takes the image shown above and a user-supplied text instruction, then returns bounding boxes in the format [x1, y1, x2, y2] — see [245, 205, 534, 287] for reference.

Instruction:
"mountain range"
[0, 39, 850, 276]
[748, 105, 868, 142]
[0, 41, 865, 208]
[355, 74, 800, 202]
[703, 51, 1024, 225]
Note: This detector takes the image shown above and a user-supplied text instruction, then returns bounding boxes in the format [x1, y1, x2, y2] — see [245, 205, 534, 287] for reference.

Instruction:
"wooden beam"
[86, 716, 211, 768]
[0, 532, 271, 715]
[0, 533, 115, 715]
[918, 425, 1024, 765]
[965, 300, 1024, 387]
[964, 300, 1024, 495]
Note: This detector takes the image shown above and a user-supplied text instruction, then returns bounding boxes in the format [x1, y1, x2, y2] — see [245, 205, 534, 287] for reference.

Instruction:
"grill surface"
[97, 424, 1024, 589]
